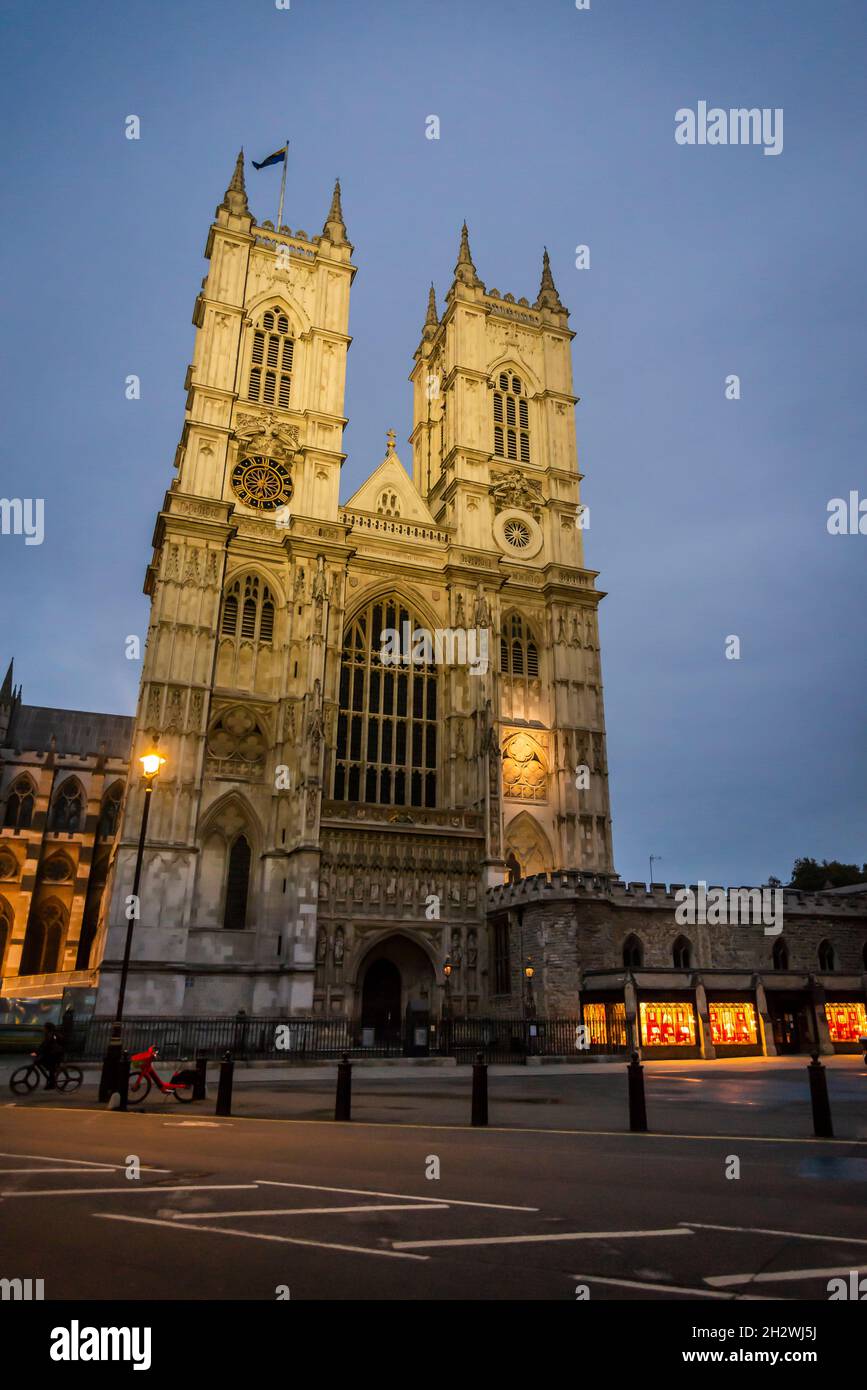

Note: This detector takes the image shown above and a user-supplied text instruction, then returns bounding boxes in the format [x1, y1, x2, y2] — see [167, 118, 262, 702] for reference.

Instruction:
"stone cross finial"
[386, 428, 396, 455]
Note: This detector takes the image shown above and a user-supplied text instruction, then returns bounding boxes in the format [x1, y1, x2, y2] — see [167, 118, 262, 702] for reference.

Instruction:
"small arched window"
[97, 783, 123, 840]
[377, 489, 401, 518]
[248, 306, 294, 409]
[220, 575, 276, 645]
[21, 899, 65, 975]
[817, 939, 835, 971]
[223, 834, 251, 930]
[3, 776, 36, 831]
[500, 613, 539, 679]
[49, 780, 84, 833]
[0, 898, 12, 971]
[492, 372, 530, 462]
[772, 937, 789, 971]
[672, 936, 692, 969]
[623, 934, 643, 969]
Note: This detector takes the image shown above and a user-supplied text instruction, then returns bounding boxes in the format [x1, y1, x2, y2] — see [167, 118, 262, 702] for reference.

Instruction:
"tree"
[790, 858, 867, 891]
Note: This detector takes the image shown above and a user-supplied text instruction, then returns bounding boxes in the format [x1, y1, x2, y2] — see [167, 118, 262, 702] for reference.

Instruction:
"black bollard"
[627, 1051, 648, 1132]
[215, 1051, 234, 1117]
[807, 1053, 833, 1138]
[335, 1053, 352, 1121]
[193, 1054, 208, 1102]
[471, 1051, 488, 1127]
[116, 1051, 131, 1112]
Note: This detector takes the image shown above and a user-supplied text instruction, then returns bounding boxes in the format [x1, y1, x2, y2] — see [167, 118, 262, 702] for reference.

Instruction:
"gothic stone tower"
[95, 158, 612, 1022]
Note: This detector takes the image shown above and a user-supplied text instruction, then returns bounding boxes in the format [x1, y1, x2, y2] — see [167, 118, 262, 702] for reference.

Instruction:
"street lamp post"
[441, 957, 453, 1057]
[523, 959, 536, 1058]
[98, 747, 165, 1101]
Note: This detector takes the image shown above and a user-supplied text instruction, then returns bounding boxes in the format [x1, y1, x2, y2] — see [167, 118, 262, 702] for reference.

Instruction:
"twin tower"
[95, 152, 614, 1023]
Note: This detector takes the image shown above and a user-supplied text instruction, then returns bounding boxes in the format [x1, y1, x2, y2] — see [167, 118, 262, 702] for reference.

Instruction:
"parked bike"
[10, 1054, 83, 1095]
[127, 1046, 197, 1104]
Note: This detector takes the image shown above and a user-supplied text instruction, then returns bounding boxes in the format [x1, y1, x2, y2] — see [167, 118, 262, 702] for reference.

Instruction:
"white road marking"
[0, 1151, 168, 1172]
[172, 1203, 449, 1221]
[572, 1273, 779, 1300]
[1, 1184, 257, 1198]
[257, 1180, 537, 1212]
[683, 1221, 867, 1247]
[394, 1227, 693, 1251]
[95, 1212, 429, 1260]
[707, 1264, 867, 1288]
[0, 1168, 134, 1174]
[162, 1122, 224, 1128]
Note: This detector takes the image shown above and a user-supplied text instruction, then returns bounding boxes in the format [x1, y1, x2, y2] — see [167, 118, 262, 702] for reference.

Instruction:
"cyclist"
[34, 1022, 65, 1090]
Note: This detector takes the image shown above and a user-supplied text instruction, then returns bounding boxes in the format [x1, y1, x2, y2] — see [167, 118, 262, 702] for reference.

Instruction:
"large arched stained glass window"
[333, 597, 437, 809]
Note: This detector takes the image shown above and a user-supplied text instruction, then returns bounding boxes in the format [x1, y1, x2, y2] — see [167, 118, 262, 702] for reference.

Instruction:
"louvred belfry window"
[333, 597, 438, 809]
[220, 575, 276, 645]
[248, 308, 294, 410]
[492, 372, 530, 463]
[500, 612, 539, 680]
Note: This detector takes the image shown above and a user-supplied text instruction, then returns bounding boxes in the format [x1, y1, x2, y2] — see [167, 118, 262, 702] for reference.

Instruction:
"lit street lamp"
[98, 745, 165, 1100]
[523, 958, 536, 1020]
[442, 956, 453, 1020]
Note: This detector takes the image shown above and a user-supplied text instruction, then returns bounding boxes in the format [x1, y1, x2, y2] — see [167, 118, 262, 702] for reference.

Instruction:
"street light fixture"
[99, 743, 165, 1100]
[523, 958, 536, 1021]
[442, 956, 453, 1021]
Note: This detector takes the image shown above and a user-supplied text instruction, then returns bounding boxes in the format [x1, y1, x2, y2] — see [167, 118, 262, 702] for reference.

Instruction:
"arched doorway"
[358, 934, 437, 1050]
[361, 959, 402, 1042]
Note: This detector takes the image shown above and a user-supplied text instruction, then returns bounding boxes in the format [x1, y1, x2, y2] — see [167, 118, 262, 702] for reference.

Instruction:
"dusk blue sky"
[1, 0, 864, 886]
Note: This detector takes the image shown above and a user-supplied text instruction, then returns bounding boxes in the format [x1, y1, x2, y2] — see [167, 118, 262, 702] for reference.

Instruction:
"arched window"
[0, 898, 12, 971]
[672, 936, 692, 969]
[623, 934, 643, 969]
[333, 596, 437, 809]
[818, 939, 835, 971]
[492, 371, 530, 462]
[500, 613, 539, 679]
[772, 937, 789, 971]
[97, 783, 123, 840]
[223, 835, 251, 930]
[247, 306, 294, 409]
[376, 489, 400, 518]
[220, 574, 276, 645]
[3, 776, 36, 831]
[20, 899, 65, 975]
[49, 780, 84, 833]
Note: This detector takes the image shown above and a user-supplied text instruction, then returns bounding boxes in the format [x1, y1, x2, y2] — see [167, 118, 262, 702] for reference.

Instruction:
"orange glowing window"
[709, 1002, 758, 1046]
[640, 1001, 696, 1047]
[824, 1002, 867, 1043]
[583, 1002, 627, 1048]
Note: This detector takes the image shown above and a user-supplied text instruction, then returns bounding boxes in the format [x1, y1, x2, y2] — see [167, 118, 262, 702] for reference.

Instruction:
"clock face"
[230, 455, 293, 510]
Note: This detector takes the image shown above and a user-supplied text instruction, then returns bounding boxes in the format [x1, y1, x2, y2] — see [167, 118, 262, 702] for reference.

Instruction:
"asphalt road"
[2, 1097, 866, 1302]
[4, 1055, 865, 1140]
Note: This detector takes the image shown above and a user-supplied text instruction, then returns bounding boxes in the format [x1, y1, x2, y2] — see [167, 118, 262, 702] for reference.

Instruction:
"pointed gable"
[343, 437, 438, 526]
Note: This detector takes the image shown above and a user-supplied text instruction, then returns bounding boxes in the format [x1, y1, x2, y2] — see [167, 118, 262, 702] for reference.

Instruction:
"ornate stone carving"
[502, 731, 548, 801]
[233, 411, 300, 465]
[489, 469, 545, 520]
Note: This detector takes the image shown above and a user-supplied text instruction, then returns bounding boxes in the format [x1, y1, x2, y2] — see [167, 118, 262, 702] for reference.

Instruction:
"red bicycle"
[127, 1046, 197, 1104]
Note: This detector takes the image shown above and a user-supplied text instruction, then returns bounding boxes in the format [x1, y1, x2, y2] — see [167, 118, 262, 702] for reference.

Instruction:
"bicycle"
[10, 1054, 83, 1095]
[127, 1046, 197, 1104]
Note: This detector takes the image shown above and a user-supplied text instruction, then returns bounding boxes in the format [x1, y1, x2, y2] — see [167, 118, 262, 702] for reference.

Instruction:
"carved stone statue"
[472, 584, 491, 628]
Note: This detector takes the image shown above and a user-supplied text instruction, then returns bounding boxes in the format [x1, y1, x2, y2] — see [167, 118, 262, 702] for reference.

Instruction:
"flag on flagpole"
[252, 145, 288, 170]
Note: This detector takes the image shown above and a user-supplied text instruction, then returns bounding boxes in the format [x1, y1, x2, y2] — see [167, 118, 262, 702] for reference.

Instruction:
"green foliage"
[790, 857, 867, 891]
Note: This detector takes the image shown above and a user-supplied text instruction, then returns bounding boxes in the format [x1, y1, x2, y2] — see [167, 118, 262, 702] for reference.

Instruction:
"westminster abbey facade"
[3, 156, 865, 1055]
[88, 153, 613, 1025]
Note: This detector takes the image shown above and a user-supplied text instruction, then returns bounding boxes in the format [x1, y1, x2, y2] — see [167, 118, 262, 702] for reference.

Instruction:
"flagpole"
[277, 139, 288, 230]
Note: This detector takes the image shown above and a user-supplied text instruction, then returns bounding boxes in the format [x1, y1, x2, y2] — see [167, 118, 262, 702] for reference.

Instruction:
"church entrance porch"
[357, 934, 436, 1053]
